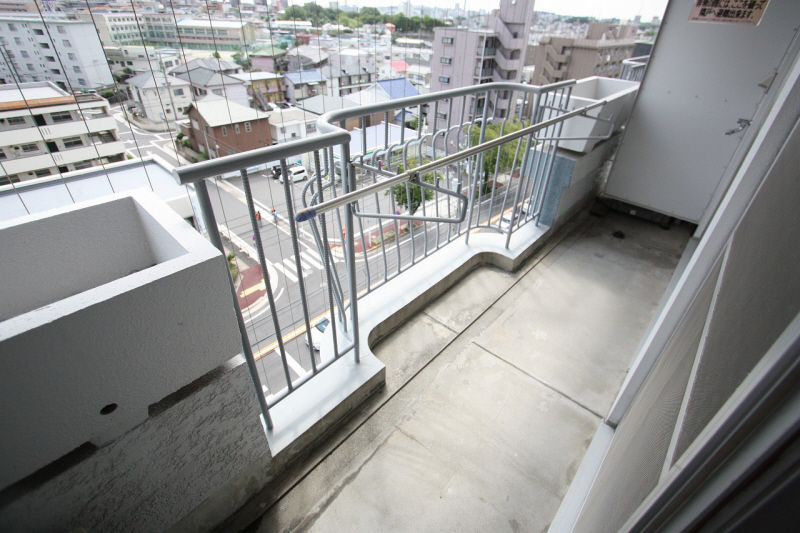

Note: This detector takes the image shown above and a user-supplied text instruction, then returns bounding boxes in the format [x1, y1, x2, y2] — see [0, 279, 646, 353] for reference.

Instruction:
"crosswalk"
[219, 222, 331, 285]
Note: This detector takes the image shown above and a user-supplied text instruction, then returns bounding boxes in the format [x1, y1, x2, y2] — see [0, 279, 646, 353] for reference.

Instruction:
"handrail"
[295, 98, 607, 222]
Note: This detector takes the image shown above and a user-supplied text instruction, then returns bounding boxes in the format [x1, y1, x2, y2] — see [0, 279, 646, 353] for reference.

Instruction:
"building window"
[439, 76, 450, 83]
[21, 143, 39, 152]
[0, 148, 5, 160]
[440, 57, 452, 64]
[234, 124, 240, 134]
[8, 23, 16, 31]
[27, 64, 34, 71]
[67, 53, 76, 60]
[7, 116, 25, 125]
[78, 78, 86, 86]
[50, 111, 72, 123]
[14, 37, 21, 45]
[221, 126, 227, 136]
[442, 37, 454, 44]
[212, 89, 223, 96]
[173, 88, 184, 96]
[244, 121, 251, 132]
[20, 51, 29, 58]
[33, 28, 43, 35]
[45, 56, 55, 62]
[57, 25, 66, 34]
[63, 40, 72, 47]
[39, 43, 50, 49]
[73, 161, 93, 170]
[436, 112, 447, 119]
[34, 168, 51, 177]
[126, 61, 133, 65]
[62, 136, 83, 148]
[73, 66, 81, 73]
[50, 69, 60, 75]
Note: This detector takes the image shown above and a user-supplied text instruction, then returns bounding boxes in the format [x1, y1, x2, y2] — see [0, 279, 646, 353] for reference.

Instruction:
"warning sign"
[689, 0, 769, 25]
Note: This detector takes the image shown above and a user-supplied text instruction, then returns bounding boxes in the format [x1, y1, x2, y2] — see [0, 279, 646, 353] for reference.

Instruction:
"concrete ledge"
[266, 352, 386, 457]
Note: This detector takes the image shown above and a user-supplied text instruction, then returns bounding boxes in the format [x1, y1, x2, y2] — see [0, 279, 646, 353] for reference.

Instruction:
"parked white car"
[306, 316, 330, 351]
[279, 166, 309, 183]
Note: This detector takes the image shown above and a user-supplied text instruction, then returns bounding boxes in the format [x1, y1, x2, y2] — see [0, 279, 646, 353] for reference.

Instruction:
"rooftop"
[170, 58, 240, 75]
[173, 67, 244, 88]
[283, 69, 327, 85]
[229, 72, 283, 83]
[0, 82, 73, 110]
[190, 94, 270, 127]
[126, 72, 190, 89]
[297, 95, 359, 116]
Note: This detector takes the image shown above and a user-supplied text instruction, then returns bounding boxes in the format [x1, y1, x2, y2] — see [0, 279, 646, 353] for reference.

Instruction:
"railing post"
[340, 125, 360, 363]
[192, 179, 273, 430]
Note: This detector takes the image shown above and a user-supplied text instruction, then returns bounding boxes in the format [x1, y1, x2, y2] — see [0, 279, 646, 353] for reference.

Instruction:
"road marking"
[300, 250, 323, 270]
[281, 349, 308, 377]
[273, 262, 298, 282]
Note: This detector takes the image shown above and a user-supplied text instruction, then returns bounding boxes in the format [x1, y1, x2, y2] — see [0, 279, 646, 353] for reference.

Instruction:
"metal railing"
[173, 81, 612, 430]
[620, 56, 649, 82]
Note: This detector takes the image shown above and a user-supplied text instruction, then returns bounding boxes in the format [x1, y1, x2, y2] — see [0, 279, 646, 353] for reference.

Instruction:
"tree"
[359, 7, 382, 25]
[232, 52, 252, 70]
[469, 119, 527, 193]
[387, 158, 435, 214]
[280, 5, 308, 21]
[212, 51, 221, 59]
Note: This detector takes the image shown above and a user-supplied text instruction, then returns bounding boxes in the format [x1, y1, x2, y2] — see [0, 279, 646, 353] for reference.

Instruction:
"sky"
[330, 0, 669, 23]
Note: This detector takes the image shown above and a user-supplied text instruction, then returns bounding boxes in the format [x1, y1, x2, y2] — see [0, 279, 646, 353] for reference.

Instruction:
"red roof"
[388, 61, 409, 72]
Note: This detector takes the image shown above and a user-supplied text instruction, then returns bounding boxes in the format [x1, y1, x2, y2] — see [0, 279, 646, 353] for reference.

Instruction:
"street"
[111, 104, 184, 167]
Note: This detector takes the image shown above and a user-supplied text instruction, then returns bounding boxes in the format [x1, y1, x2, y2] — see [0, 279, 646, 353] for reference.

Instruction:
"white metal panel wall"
[603, 0, 800, 223]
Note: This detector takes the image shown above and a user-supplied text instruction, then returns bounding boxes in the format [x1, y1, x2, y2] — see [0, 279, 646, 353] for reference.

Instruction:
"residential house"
[282, 70, 327, 103]
[169, 58, 241, 77]
[250, 45, 288, 73]
[405, 59, 431, 90]
[323, 48, 378, 97]
[297, 94, 359, 130]
[126, 71, 193, 123]
[173, 67, 249, 108]
[230, 72, 286, 109]
[0, 82, 124, 185]
[104, 46, 182, 76]
[182, 95, 271, 158]
[284, 45, 329, 71]
[267, 107, 316, 144]
[344, 78, 420, 127]
[379, 60, 409, 79]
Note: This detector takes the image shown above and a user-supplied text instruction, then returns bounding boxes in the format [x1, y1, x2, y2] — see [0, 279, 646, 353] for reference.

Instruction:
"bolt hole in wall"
[100, 403, 117, 415]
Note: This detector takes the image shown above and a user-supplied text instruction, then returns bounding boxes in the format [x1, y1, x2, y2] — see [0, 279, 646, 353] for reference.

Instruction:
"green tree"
[469, 119, 527, 192]
[232, 52, 252, 70]
[280, 5, 308, 20]
[212, 51, 221, 59]
[359, 6, 382, 25]
[387, 158, 435, 214]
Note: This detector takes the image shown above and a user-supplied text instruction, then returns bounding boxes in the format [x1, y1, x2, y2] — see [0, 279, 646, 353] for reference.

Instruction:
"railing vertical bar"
[312, 150, 340, 360]
[238, 168, 294, 392]
[328, 145, 348, 331]
[456, 94, 469, 237]
[416, 104, 429, 258]
[526, 91, 550, 224]
[355, 119, 371, 293]
[446, 98, 454, 244]
[432, 99, 441, 251]
[489, 90, 512, 228]
[277, 161, 317, 375]
[192, 179, 273, 430]
[340, 132, 360, 362]
[465, 91, 490, 244]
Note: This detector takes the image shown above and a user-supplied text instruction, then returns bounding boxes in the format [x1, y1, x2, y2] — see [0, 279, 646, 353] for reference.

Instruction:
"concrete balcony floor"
[225, 209, 693, 533]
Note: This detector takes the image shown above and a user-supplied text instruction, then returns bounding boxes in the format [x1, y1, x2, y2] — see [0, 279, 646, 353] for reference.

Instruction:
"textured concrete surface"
[245, 211, 691, 533]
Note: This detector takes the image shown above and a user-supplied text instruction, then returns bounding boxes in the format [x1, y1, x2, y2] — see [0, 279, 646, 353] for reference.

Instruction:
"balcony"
[50, 141, 126, 165]
[37, 116, 117, 140]
[2, 21, 800, 529]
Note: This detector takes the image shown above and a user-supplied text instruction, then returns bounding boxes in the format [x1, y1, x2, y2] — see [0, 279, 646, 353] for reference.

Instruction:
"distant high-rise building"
[530, 23, 637, 86]
[430, 0, 532, 136]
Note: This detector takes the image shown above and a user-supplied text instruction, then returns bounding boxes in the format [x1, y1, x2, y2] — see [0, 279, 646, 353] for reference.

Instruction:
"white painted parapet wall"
[0, 191, 243, 490]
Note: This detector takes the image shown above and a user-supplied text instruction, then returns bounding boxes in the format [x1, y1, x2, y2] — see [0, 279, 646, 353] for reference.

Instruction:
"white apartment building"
[78, 11, 145, 46]
[0, 82, 125, 185]
[126, 71, 193, 123]
[0, 16, 114, 91]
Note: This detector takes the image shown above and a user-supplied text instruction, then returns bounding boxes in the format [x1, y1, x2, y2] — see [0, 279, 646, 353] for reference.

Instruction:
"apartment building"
[181, 94, 271, 158]
[173, 19, 256, 51]
[283, 70, 327, 103]
[77, 10, 145, 46]
[140, 11, 187, 46]
[0, 16, 113, 91]
[530, 23, 637, 86]
[0, 82, 124, 185]
[430, 0, 532, 132]
[323, 48, 377, 97]
[229, 72, 285, 108]
[126, 71, 192, 122]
